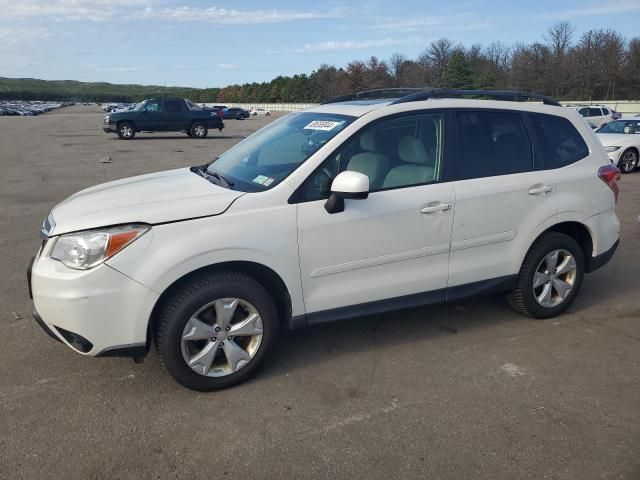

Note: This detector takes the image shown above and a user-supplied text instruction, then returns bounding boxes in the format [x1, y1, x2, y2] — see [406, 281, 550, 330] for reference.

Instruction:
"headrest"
[398, 136, 429, 165]
[360, 129, 378, 152]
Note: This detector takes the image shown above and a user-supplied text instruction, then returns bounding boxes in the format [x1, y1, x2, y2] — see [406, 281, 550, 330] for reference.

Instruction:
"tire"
[265, 112, 271, 116]
[618, 148, 638, 174]
[154, 271, 279, 391]
[508, 232, 585, 319]
[117, 122, 135, 140]
[236, 114, 243, 120]
[190, 122, 208, 138]
[186, 130, 192, 137]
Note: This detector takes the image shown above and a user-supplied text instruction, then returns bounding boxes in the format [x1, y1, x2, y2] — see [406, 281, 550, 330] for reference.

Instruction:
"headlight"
[50, 224, 149, 270]
[104, 115, 110, 123]
[604, 146, 621, 153]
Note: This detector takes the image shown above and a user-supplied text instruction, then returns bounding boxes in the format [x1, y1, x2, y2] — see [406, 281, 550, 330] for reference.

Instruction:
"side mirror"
[324, 171, 370, 214]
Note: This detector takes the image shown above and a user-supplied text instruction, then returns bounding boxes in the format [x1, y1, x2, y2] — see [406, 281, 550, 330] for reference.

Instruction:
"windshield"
[206, 112, 355, 192]
[597, 119, 640, 134]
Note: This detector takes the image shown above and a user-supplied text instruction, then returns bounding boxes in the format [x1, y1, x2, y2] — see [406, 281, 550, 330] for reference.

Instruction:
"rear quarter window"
[528, 113, 589, 169]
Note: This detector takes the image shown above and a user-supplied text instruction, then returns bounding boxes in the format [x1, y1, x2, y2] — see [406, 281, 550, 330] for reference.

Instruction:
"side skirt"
[290, 275, 518, 330]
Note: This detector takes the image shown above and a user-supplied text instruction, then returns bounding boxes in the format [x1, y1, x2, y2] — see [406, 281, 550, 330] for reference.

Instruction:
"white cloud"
[536, 0, 640, 18]
[136, 5, 343, 24]
[0, 0, 151, 21]
[371, 14, 494, 32]
[218, 63, 240, 69]
[0, 1, 343, 24]
[269, 37, 423, 54]
[0, 26, 50, 46]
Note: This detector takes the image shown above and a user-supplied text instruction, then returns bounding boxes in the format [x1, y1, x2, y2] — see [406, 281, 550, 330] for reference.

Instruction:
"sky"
[1, 0, 639, 88]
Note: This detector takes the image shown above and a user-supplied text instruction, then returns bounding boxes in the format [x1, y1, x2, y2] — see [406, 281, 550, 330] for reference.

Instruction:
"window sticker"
[303, 120, 344, 131]
[252, 175, 275, 186]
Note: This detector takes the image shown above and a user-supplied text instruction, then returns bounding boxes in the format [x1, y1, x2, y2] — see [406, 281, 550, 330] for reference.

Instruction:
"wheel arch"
[147, 260, 293, 348]
[116, 119, 137, 131]
[525, 221, 594, 267]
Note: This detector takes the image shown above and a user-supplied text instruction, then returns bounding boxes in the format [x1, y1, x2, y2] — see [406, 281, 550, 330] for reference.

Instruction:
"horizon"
[1, 0, 640, 89]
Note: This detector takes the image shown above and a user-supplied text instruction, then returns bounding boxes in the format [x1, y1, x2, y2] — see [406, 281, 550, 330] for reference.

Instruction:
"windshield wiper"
[208, 171, 234, 189]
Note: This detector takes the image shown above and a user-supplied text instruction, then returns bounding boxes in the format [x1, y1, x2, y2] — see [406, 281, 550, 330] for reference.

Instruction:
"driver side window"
[145, 101, 161, 113]
[302, 112, 444, 201]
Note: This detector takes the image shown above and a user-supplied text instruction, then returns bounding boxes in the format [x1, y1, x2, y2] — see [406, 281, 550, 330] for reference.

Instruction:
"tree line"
[2, 22, 639, 103]
[218, 22, 640, 103]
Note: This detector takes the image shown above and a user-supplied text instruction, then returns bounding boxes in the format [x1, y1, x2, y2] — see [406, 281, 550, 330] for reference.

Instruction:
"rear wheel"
[509, 232, 584, 318]
[618, 149, 638, 173]
[186, 130, 192, 137]
[154, 272, 279, 391]
[117, 122, 135, 140]
[190, 122, 208, 138]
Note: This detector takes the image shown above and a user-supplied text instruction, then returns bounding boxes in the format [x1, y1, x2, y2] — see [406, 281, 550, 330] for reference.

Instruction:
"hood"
[596, 133, 637, 147]
[49, 168, 244, 235]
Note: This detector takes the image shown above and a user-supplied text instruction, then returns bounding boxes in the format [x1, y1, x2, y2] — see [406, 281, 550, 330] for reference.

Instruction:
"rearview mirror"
[324, 171, 370, 214]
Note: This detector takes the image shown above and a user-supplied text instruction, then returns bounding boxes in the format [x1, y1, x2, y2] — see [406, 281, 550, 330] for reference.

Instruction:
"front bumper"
[102, 124, 117, 133]
[606, 149, 622, 166]
[28, 245, 159, 357]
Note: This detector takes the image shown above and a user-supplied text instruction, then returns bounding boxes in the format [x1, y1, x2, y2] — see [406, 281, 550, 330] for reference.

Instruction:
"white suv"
[29, 89, 621, 391]
[574, 105, 619, 129]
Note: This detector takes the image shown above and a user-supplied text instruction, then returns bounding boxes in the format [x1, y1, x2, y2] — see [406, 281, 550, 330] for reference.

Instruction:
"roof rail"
[390, 88, 561, 106]
[322, 88, 424, 104]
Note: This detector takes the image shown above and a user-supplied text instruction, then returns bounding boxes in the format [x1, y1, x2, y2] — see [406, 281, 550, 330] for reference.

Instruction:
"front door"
[295, 111, 455, 319]
[138, 100, 164, 130]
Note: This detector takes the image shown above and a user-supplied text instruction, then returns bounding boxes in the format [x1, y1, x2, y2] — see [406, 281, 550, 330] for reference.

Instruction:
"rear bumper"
[586, 239, 619, 273]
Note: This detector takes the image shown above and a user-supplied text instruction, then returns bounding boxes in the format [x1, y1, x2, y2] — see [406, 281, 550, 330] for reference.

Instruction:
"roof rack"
[390, 88, 561, 106]
[322, 88, 424, 104]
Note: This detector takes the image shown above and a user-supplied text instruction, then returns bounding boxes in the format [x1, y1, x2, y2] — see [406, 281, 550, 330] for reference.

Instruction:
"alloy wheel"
[193, 125, 206, 137]
[532, 249, 577, 308]
[181, 298, 263, 377]
[620, 150, 638, 173]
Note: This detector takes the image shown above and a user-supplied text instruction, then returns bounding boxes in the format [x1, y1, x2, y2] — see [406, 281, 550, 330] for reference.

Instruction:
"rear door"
[447, 109, 558, 289]
[163, 99, 185, 131]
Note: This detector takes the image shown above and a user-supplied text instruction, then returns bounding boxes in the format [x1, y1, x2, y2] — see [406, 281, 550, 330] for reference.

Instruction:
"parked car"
[573, 105, 618, 129]
[0, 100, 72, 116]
[30, 89, 620, 391]
[102, 97, 224, 139]
[222, 107, 250, 120]
[250, 108, 271, 116]
[596, 118, 640, 173]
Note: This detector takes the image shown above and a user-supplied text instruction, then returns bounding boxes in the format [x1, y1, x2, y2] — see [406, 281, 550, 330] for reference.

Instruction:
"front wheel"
[509, 232, 584, 318]
[618, 149, 638, 173]
[190, 122, 208, 138]
[154, 272, 279, 391]
[117, 122, 135, 140]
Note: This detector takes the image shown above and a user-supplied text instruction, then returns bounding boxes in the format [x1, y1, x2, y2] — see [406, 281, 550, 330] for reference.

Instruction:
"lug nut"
[225, 326, 230, 331]
[219, 342, 224, 346]
[228, 336, 233, 340]
[215, 326, 221, 332]
[211, 337, 217, 342]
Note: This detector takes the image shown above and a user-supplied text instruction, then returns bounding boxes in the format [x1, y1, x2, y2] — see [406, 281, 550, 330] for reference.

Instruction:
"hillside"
[0, 77, 220, 103]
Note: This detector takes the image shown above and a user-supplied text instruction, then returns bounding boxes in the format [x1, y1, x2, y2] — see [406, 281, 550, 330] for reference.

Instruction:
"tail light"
[216, 109, 223, 120]
[598, 164, 620, 203]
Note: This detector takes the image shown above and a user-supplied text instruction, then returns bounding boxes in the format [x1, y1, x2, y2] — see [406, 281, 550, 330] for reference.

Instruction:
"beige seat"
[382, 136, 435, 188]
[346, 129, 390, 189]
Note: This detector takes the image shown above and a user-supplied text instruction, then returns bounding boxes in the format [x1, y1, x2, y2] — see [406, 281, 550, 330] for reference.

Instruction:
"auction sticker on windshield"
[304, 120, 345, 131]
[253, 175, 275, 186]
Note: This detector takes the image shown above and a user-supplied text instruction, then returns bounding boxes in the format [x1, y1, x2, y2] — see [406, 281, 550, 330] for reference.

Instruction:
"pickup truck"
[103, 97, 224, 139]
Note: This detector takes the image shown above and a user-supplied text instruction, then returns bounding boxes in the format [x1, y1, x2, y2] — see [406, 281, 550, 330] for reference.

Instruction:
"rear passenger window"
[588, 108, 602, 117]
[166, 101, 181, 112]
[453, 110, 533, 180]
[528, 113, 589, 169]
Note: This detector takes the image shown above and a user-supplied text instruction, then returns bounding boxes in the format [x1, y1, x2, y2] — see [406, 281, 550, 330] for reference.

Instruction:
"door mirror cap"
[324, 171, 370, 214]
[331, 171, 370, 199]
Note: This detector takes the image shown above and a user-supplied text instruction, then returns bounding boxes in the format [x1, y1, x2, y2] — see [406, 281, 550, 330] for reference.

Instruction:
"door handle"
[420, 202, 451, 214]
[528, 184, 552, 195]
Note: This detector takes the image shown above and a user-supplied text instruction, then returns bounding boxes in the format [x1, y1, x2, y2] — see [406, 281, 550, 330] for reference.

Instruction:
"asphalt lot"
[1, 105, 639, 479]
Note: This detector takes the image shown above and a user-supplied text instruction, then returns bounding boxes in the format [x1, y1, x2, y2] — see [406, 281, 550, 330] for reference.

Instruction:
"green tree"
[445, 51, 473, 89]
